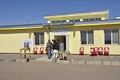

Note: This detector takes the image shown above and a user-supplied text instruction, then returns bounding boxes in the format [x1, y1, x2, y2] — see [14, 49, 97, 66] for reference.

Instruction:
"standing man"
[46, 39, 53, 59]
[52, 39, 59, 62]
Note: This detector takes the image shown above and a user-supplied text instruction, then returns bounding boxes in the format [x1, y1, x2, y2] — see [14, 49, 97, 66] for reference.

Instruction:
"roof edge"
[44, 10, 109, 19]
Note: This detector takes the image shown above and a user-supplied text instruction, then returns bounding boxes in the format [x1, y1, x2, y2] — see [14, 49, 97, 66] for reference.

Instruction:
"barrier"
[94, 47, 99, 56]
[90, 47, 109, 56]
[79, 47, 84, 55]
[98, 47, 103, 55]
[90, 47, 95, 56]
[40, 47, 44, 54]
[104, 47, 109, 56]
[33, 47, 38, 54]
[90, 47, 98, 56]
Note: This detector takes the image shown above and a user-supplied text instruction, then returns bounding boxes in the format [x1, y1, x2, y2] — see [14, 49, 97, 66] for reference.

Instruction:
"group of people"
[46, 39, 59, 62]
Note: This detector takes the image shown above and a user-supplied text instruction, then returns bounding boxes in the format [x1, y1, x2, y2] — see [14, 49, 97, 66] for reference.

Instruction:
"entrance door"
[54, 36, 66, 52]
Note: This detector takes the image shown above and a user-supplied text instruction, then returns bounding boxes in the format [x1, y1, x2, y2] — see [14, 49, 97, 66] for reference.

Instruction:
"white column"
[66, 35, 69, 51]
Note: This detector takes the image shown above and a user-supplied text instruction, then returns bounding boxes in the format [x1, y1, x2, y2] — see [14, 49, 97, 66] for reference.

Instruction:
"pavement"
[0, 54, 120, 66]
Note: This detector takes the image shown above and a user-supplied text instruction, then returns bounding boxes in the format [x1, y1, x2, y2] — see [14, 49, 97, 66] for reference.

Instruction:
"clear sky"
[0, 0, 120, 26]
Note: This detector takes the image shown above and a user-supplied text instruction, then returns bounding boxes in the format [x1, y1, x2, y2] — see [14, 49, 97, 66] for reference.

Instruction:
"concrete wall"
[69, 25, 120, 55]
[0, 33, 29, 53]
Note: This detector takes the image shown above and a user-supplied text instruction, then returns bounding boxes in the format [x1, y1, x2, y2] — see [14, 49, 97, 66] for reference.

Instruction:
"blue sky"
[0, 0, 120, 25]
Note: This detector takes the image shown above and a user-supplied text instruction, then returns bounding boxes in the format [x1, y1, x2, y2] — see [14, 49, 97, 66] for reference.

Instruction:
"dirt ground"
[0, 62, 120, 80]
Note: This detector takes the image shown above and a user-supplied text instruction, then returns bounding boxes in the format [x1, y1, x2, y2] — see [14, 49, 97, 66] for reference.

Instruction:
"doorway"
[54, 35, 66, 52]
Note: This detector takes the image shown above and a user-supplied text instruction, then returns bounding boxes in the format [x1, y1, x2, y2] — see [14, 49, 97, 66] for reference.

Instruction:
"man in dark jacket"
[52, 39, 59, 62]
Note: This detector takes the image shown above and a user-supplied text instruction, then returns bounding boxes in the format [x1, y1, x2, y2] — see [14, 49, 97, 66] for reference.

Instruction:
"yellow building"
[0, 10, 120, 55]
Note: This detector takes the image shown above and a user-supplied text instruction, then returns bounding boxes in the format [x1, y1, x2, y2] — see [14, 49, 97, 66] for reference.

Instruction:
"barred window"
[34, 32, 44, 45]
[81, 30, 94, 44]
[104, 29, 119, 44]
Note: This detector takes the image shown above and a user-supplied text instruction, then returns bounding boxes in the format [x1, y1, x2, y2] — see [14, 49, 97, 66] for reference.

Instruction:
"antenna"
[27, 20, 30, 39]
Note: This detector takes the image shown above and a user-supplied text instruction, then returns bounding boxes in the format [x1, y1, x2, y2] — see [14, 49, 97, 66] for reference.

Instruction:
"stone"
[86, 61, 94, 65]
[103, 61, 111, 66]
[111, 61, 120, 66]
[62, 61, 70, 64]
[94, 61, 102, 65]
[78, 60, 85, 64]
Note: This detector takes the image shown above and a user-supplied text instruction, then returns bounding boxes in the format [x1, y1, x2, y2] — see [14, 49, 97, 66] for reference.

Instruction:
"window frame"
[80, 30, 94, 45]
[34, 32, 44, 45]
[104, 29, 119, 45]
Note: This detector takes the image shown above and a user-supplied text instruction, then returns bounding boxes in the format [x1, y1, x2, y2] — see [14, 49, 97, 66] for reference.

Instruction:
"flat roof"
[44, 10, 109, 19]
[0, 19, 120, 30]
[0, 23, 43, 28]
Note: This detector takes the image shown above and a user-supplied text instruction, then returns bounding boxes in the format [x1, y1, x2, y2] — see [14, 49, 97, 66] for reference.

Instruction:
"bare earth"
[0, 62, 120, 80]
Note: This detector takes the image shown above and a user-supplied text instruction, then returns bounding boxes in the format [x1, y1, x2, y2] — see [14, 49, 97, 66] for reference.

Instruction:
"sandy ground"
[0, 62, 120, 80]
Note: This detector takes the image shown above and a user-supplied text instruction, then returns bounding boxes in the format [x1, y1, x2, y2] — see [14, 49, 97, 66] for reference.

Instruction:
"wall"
[47, 25, 120, 55]
[0, 24, 120, 55]
[69, 31, 80, 54]
[0, 33, 29, 53]
[73, 25, 120, 55]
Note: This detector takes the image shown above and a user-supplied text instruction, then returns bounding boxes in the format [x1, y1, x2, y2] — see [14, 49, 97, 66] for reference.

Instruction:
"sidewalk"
[0, 54, 120, 66]
[68, 55, 120, 61]
[0, 54, 45, 62]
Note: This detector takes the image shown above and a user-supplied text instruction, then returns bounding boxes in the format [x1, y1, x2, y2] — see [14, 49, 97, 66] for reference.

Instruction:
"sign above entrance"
[54, 29, 68, 35]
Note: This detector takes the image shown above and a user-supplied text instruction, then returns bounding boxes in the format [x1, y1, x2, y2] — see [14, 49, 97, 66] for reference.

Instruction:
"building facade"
[0, 10, 120, 55]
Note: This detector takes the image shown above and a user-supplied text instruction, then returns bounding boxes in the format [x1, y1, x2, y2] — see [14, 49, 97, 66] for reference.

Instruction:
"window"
[69, 20, 74, 23]
[81, 30, 94, 44]
[104, 29, 119, 44]
[51, 20, 66, 24]
[83, 19, 89, 22]
[88, 31, 94, 44]
[61, 20, 66, 23]
[51, 21, 59, 23]
[69, 19, 80, 23]
[83, 18, 101, 22]
[96, 18, 101, 21]
[89, 18, 96, 21]
[34, 32, 44, 45]
[81, 31, 87, 44]
[104, 30, 111, 44]
[51, 21, 56, 23]
[75, 19, 80, 22]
